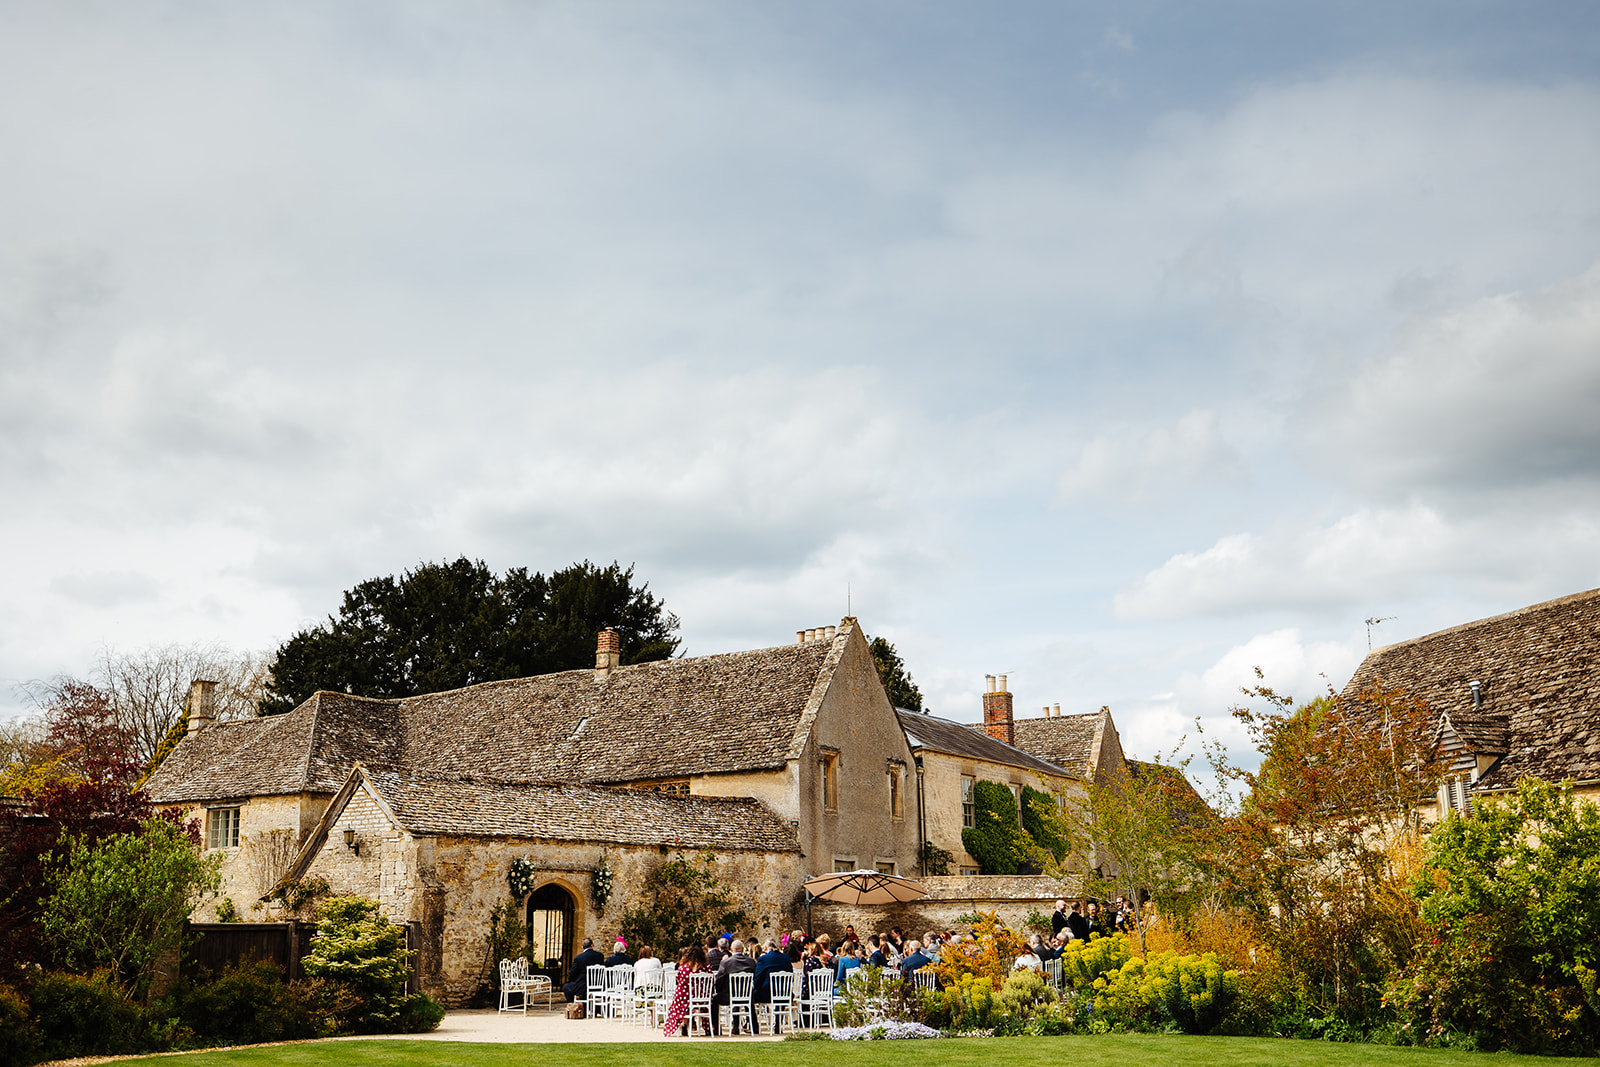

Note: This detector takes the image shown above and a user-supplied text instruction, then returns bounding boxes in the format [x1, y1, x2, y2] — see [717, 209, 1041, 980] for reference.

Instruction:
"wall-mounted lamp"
[344, 829, 360, 855]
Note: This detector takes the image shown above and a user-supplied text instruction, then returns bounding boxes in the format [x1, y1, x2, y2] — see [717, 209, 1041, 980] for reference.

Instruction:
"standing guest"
[1050, 899, 1070, 938]
[712, 938, 758, 1035]
[1087, 901, 1108, 939]
[604, 939, 633, 967]
[563, 937, 604, 1003]
[752, 938, 793, 1033]
[662, 945, 709, 1037]
[1066, 902, 1090, 942]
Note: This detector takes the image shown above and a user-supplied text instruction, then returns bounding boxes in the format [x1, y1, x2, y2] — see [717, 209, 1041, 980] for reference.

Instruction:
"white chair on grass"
[688, 971, 715, 1036]
[913, 968, 937, 994]
[765, 970, 795, 1034]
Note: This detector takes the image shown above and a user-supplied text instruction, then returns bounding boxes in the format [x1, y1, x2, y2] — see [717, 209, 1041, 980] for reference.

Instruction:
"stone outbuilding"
[145, 617, 919, 1004]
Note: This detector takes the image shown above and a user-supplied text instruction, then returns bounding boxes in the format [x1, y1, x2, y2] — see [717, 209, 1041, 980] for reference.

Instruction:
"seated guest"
[603, 938, 633, 967]
[887, 926, 905, 955]
[563, 937, 604, 1003]
[815, 932, 833, 962]
[1030, 933, 1057, 963]
[662, 945, 709, 1037]
[1013, 943, 1042, 971]
[706, 934, 728, 973]
[834, 942, 864, 984]
[897, 939, 932, 979]
[635, 945, 664, 983]
[867, 934, 887, 968]
[752, 938, 793, 1032]
[713, 938, 758, 1035]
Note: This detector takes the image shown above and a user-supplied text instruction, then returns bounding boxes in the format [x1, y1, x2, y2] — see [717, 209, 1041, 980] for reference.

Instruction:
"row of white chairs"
[581, 961, 937, 1032]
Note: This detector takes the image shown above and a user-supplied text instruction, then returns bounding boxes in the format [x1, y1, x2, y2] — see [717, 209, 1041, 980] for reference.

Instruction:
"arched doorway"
[526, 882, 576, 981]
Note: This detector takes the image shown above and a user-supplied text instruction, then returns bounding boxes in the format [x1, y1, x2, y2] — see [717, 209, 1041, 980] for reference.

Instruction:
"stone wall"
[171, 793, 331, 919]
[802, 874, 1066, 942]
[917, 751, 1082, 874]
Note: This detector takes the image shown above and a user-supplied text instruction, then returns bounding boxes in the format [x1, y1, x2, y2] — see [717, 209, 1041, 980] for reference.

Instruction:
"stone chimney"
[594, 630, 621, 681]
[982, 674, 1014, 746]
[187, 679, 218, 737]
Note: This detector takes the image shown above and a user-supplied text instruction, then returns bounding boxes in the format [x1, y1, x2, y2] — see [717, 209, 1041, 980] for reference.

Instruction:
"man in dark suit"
[712, 938, 758, 1034]
[706, 934, 728, 973]
[898, 939, 933, 983]
[1066, 901, 1090, 942]
[563, 938, 604, 1003]
[867, 934, 888, 968]
[603, 939, 633, 967]
[751, 939, 793, 1033]
[1050, 898, 1070, 939]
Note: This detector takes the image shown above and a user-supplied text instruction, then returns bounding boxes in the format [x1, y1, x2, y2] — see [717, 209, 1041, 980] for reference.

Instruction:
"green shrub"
[0, 982, 41, 1067]
[1088, 950, 1238, 1034]
[179, 957, 313, 1046]
[1020, 785, 1069, 860]
[397, 992, 446, 1033]
[1061, 930, 1135, 989]
[290, 976, 365, 1037]
[301, 896, 419, 1034]
[998, 967, 1057, 1020]
[26, 970, 141, 1060]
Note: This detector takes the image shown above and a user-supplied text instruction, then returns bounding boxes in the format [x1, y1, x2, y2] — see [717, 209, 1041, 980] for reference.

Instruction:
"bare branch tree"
[93, 644, 273, 767]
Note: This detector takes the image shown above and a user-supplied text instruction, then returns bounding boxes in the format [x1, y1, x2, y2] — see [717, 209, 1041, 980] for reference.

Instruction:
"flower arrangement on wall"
[591, 860, 614, 911]
[507, 857, 539, 900]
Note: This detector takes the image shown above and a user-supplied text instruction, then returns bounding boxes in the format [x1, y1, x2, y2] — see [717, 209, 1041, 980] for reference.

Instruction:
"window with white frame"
[206, 806, 240, 850]
[833, 856, 857, 873]
[961, 775, 975, 828]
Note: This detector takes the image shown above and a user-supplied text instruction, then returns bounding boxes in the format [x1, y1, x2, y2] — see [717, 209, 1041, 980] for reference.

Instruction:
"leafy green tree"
[868, 636, 922, 711]
[961, 780, 1032, 875]
[40, 817, 222, 1000]
[1391, 778, 1600, 1054]
[263, 559, 680, 713]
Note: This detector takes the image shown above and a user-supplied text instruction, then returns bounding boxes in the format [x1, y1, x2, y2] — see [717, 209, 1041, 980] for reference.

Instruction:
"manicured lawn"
[108, 1036, 1597, 1067]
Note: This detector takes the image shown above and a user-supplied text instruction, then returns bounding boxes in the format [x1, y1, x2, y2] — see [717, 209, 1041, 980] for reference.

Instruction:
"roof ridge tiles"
[1366, 587, 1600, 657]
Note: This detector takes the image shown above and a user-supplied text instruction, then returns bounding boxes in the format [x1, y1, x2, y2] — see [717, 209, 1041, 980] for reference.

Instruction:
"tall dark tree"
[261, 559, 680, 714]
[869, 636, 923, 712]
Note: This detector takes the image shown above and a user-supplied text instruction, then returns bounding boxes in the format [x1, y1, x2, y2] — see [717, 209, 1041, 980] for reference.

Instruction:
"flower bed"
[829, 1022, 942, 1040]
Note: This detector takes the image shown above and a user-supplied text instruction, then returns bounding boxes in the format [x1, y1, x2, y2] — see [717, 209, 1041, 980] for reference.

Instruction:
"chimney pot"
[1053, 703, 1061, 717]
[797, 630, 806, 644]
[825, 625, 836, 642]
[997, 674, 1008, 692]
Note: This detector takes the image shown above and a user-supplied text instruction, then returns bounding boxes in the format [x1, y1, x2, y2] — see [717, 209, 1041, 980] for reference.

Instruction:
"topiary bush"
[179, 957, 313, 1046]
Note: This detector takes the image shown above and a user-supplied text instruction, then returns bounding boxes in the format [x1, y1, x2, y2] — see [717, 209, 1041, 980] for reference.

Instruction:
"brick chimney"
[187, 679, 217, 736]
[594, 630, 621, 681]
[982, 674, 1014, 746]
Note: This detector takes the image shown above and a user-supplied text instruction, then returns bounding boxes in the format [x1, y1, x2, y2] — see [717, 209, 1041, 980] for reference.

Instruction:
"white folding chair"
[585, 963, 607, 1017]
[633, 967, 663, 1026]
[648, 964, 677, 1028]
[1044, 958, 1063, 992]
[688, 971, 715, 1036]
[498, 958, 528, 1014]
[766, 969, 795, 1034]
[914, 968, 937, 993]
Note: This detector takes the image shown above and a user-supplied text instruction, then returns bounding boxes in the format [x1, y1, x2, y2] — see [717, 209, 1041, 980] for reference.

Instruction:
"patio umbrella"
[801, 870, 927, 933]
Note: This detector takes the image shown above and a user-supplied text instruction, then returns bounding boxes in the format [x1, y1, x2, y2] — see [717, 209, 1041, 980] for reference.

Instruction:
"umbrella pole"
[806, 891, 813, 938]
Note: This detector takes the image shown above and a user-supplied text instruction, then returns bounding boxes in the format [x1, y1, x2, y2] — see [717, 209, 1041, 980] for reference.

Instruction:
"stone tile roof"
[361, 769, 800, 851]
[1011, 713, 1099, 775]
[147, 631, 844, 804]
[1127, 760, 1212, 825]
[897, 710, 1077, 779]
[1340, 588, 1600, 791]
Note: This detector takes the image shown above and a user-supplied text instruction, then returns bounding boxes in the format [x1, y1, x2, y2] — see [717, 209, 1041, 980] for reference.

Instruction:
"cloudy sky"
[4, 1, 1599, 769]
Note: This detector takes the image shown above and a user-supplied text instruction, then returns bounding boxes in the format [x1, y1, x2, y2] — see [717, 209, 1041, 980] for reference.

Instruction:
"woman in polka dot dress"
[663, 944, 709, 1036]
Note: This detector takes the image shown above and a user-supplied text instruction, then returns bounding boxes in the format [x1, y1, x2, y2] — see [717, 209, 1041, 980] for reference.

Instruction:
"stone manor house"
[148, 618, 1118, 1004]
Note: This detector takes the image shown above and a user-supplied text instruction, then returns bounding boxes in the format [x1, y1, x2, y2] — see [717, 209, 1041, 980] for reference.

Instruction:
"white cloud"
[1058, 409, 1244, 502]
[1311, 262, 1600, 494]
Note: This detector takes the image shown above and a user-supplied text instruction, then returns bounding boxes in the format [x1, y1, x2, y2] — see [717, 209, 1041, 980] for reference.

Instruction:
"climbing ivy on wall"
[961, 780, 1033, 875]
[1021, 784, 1070, 861]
